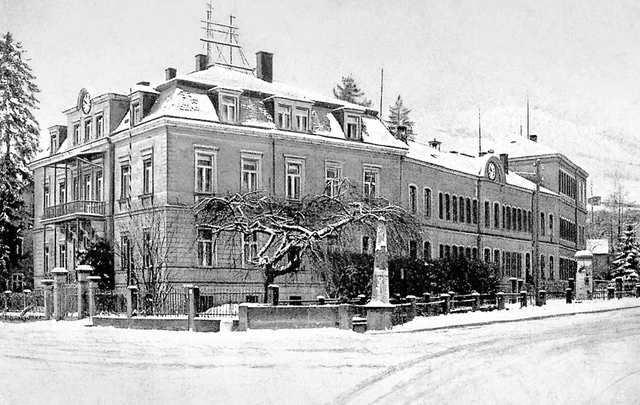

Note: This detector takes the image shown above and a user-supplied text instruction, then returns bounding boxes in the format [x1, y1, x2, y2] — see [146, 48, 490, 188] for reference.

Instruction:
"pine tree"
[386, 95, 415, 142]
[333, 75, 372, 107]
[0, 32, 40, 286]
[611, 224, 640, 279]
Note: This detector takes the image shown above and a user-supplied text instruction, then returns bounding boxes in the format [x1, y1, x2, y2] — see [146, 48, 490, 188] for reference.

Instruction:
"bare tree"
[193, 189, 416, 300]
[116, 205, 182, 308]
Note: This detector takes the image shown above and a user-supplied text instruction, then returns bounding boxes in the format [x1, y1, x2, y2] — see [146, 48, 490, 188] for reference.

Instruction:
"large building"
[28, 52, 588, 296]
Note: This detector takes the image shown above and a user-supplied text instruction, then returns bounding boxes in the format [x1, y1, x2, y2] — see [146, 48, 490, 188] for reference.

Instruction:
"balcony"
[42, 200, 106, 223]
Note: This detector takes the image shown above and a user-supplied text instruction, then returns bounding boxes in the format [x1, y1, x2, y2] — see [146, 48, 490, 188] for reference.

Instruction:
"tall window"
[50, 132, 58, 154]
[549, 256, 555, 280]
[83, 174, 92, 201]
[197, 228, 215, 267]
[459, 197, 465, 223]
[132, 103, 141, 125]
[409, 185, 417, 214]
[517, 209, 522, 231]
[472, 199, 478, 224]
[325, 162, 341, 197]
[494, 203, 500, 228]
[484, 201, 490, 227]
[277, 104, 292, 129]
[540, 212, 546, 236]
[345, 115, 360, 140]
[363, 167, 379, 198]
[452, 196, 458, 222]
[243, 233, 258, 264]
[286, 161, 303, 200]
[11, 273, 23, 292]
[95, 114, 104, 138]
[121, 235, 132, 285]
[540, 255, 546, 279]
[549, 214, 554, 237]
[195, 152, 216, 194]
[44, 183, 50, 208]
[445, 194, 451, 220]
[362, 236, 370, 254]
[142, 229, 151, 268]
[73, 122, 80, 145]
[143, 158, 153, 194]
[59, 244, 66, 269]
[484, 248, 491, 262]
[44, 246, 50, 274]
[438, 192, 444, 219]
[84, 118, 92, 142]
[95, 171, 103, 201]
[423, 188, 432, 219]
[295, 107, 309, 132]
[58, 181, 66, 205]
[241, 157, 260, 192]
[409, 240, 418, 259]
[221, 95, 238, 123]
[120, 165, 131, 199]
[423, 241, 431, 261]
[466, 198, 471, 224]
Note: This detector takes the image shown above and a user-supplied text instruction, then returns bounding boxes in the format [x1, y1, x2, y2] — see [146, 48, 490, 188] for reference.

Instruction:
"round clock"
[81, 92, 91, 114]
[488, 162, 497, 180]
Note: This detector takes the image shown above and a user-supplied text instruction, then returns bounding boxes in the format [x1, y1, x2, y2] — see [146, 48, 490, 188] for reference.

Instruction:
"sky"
[2, 0, 640, 203]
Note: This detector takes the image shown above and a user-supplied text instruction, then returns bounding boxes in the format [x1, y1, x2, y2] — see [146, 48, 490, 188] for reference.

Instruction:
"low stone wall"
[238, 304, 353, 331]
[92, 315, 226, 332]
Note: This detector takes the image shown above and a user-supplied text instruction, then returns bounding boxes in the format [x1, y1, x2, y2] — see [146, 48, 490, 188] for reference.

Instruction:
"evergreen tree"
[333, 75, 372, 107]
[386, 95, 415, 142]
[611, 224, 640, 278]
[0, 32, 40, 287]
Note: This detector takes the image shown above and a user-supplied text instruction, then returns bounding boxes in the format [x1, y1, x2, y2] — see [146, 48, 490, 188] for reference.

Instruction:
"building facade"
[28, 52, 588, 296]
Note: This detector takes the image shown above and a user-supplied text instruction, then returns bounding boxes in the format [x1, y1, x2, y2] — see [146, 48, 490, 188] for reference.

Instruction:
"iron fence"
[94, 291, 127, 314]
[2, 290, 45, 313]
[198, 286, 264, 317]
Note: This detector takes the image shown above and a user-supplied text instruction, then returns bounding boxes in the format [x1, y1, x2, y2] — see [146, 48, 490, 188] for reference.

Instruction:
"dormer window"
[276, 104, 292, 129]
[295, 107, 309, 133]
[346, 115, 361, 140]
[221, 95, 238, 123]
[132, 103, 141, 125]
[50, 131, 58, 155]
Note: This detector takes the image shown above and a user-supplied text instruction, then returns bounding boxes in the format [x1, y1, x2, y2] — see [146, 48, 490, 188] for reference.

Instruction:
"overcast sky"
[2, 0, 639, 202]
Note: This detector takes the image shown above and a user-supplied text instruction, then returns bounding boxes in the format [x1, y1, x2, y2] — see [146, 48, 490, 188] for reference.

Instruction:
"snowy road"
[1, 305, 640, 405]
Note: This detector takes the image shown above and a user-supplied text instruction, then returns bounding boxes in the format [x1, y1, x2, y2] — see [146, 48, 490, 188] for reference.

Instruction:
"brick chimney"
[396, 125, 408, 143]
[165, 67, 177, 80]
[256, 51, 273, 83]
[499, 153, 509, 174]
[195, 54, 208, 72]
[428, 138, 441, 151]
[529, 134, 538, 143]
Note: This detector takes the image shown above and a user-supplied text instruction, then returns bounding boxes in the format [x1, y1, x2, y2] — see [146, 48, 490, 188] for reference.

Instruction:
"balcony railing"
[43, 200, 106, 220]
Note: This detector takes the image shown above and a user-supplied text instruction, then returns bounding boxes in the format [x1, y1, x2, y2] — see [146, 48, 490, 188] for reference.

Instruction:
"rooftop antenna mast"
[526, 95, 530, 140]
[201, 2, 253, 73]
[478, 108, 482, 156]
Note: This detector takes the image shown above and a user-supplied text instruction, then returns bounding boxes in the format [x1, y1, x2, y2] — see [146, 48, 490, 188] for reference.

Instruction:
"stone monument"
[365, 217, 395, 330]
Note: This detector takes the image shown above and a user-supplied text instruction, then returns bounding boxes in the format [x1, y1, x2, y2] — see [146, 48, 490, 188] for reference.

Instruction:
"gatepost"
[267, 284, 279, 306]
[441, 293, 451, 314]
[76, 265, 93, 320]
[472, 292, 480, 312]
[126, 286, 138, 318]
[41, 279, 54, 320]
[538, 290, 546, 305]
[87, 276, 102, 317]
[615, 277, 623, 299]
[365, 218, 395, 330]
[520, 291, 527, 308]
[509, 278, 518, 303]
[51, 268, 68, 321]
[496, 292, 505, 310]
[184, 284, 199, 332]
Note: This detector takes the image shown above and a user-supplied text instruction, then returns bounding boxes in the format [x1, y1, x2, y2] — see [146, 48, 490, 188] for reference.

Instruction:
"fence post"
[615, 277, 623, 299]
[472, 292, 480, 312]
[184, 284, 195, 332]
[317, 295, 325, 305]
[422, 292, 431, 303]
[636, 284, 640, 299]
[607, 286, 615, 300]
[3, 290, 9, 313]
[520, 291, 527, 308]
[441, 293, 450, 315]
[357, 294, 367, 305]
[406, 295, 417, 321]
[267, 284, 279, 306]
[76, 265, 93, 320]
[448, 291, 455, 311]
[22, 289, 30, 310]
[51, 267, 68, 321]
[539, 290, 547, 306]
[126, 286, 138, 318]
[566, 288, 573, 304]
[86, 276, 101, 318]
[42, 280, 54, 320]
[497, 292, 505, 310]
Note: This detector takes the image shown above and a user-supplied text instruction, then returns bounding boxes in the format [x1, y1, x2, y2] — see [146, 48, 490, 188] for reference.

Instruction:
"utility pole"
[532, 159, 542, 306]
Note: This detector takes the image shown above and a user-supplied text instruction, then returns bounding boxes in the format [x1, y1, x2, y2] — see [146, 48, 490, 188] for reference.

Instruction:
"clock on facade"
[81, 92, 91, 114]
[488, 162, 497, 180]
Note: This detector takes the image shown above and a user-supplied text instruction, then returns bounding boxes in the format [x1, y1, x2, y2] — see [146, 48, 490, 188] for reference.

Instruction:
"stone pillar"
[607, 286, 615, 300]
[365, 218, 395, 330]
[238, 304, 249, 331]
[338, 304, 354, 330]
[472, 292, 480, 312]
[538, 290, 547, 305]
[574, 250, 593, 301]
[184, 284, 199, 332]
[441, 293, 451, 314]
[76, 265, 93, 320]
[42, 279, 54, 320]
[509, 277, 518, 303]
[406, 295, 417, 321]
[520, 291, 527, 308]
[615, 277, 623, 299]
[317, 295, 325, 305]
[566, 288, 573, 304]
[126, 286, 138, 318]
[87, 276, 101, 318]
[422, 292, 431, 303]
[497, 292, 505, 310]
[51, 268, 68, 321]
[267, 284, 279, 306]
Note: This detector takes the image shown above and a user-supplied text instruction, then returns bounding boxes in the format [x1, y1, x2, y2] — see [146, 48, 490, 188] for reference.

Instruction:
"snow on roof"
[587, 239, 609, 255]
[143, 87, 219, 123]
[362, 117, 407, 149]
[493, 136, 559, 158]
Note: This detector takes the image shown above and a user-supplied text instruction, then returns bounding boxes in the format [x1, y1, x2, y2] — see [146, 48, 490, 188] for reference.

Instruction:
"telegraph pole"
[532, 159, 542, 306]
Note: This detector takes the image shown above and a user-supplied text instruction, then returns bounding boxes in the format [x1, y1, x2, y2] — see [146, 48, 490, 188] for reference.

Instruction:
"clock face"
[81, 93, 91, 114]
[488, 162, 497, 180]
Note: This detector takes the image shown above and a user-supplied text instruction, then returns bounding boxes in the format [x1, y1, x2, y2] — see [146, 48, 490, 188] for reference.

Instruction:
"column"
[87, 276, 102, 317]
[51, 267, 69, 321]
[76, 264, 93, 320]
[42, 279, 54, 320]
[365, 218, 395, 331]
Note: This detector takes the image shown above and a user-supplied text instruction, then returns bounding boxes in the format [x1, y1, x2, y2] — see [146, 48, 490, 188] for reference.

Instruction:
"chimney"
[499, 153, 509, 174]
[256, 51, 273, 82]
[428, 138, 441, 151]
[165, 67, 177, 80]
[396, 125, 408, 143]
[195, 54, 208, 72]
[529, 134, 538, 143]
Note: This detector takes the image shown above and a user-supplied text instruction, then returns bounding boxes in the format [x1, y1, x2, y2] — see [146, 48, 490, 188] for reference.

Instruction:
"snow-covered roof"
[587, 239, 609, 255]
[493, 136, 559, 158]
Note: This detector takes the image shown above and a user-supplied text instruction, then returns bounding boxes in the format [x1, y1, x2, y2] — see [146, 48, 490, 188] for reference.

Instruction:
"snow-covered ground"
[1, 298, 639, 405]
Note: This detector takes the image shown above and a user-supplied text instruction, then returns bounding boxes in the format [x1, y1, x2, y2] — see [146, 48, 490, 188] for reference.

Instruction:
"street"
[1, 306, 639, 405]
